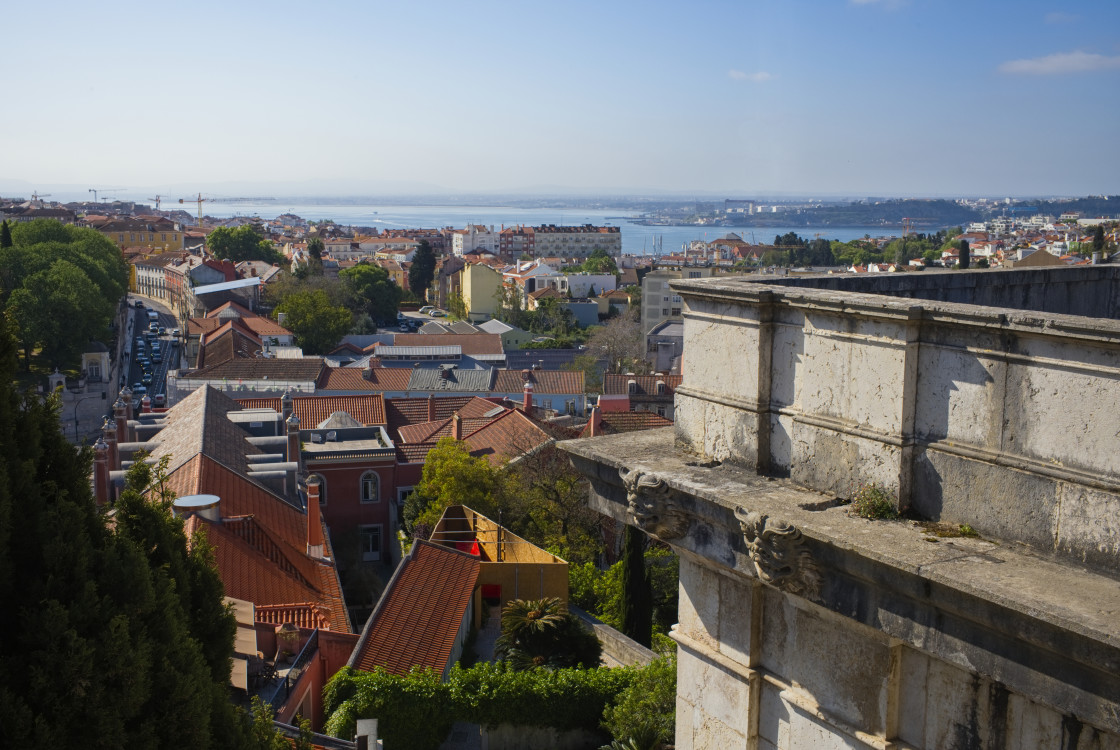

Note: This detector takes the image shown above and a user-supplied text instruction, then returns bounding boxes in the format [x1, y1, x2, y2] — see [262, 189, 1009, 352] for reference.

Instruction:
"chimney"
[306, 475, 325, 559]
[93, 438, 110, 507]
[452, 413, 463, 441]
[523, 378, 534, 415]
[101, 418, 118, 474]
[427, 394, 435, 422]
[141, 395, 152, 414]
[588, 406, 603, 437]
[281, 390, 293, 421]
[113, 397, 128, 452]
[286, 414, 302, 481]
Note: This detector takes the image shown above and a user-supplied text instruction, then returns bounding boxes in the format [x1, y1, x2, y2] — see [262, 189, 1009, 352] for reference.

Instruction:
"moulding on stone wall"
[620, 467, 690, 541]
[735, 507, 821, 600]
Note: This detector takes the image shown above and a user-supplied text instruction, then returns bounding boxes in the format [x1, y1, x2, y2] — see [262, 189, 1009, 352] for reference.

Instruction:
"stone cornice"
[561, 427, 1120, 733]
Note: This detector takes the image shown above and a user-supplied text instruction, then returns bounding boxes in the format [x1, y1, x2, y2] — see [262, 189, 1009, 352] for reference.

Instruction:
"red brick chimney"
[93, 438, 109, 507]
[141, 395, 152, 414]
[522, 378, 534, 414]
[121, 387, 134, 421]
[427, 393, 435, 422]
[452, 413, 463, 441]
[101, 418, 118, 473]
[286, 414, 301, 473]
[306, 475, 324, 559]
[588, 406, 603, 437]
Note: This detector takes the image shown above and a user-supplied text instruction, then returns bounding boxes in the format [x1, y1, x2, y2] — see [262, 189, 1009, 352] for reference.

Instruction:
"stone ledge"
[561, 428, 1120, 734]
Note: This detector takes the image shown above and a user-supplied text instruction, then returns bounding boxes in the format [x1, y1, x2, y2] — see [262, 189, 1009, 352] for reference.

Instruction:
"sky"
[3, 0, 1119, 200]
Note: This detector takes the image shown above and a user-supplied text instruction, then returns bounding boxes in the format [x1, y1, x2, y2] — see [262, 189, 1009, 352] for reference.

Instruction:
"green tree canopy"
[207, 225, 284, 264]
[580, 248, 619, 275]
[404, 437, 502, 534]
[494, 598, 602, 670]
[408, 240, 436, 300]
[340, 262, 402, 323]
[275, 288, 352, 354]
[0, 314, 254, 748]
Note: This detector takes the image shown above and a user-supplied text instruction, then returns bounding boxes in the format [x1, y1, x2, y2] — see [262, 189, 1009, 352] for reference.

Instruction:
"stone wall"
[670, 277, 1120, 569]
[763, 266, 1120, 319]
[562, 431, 1120, 750]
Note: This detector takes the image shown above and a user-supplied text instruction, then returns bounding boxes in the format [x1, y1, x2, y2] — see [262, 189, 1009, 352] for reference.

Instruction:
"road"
[123, 295, 182, 407]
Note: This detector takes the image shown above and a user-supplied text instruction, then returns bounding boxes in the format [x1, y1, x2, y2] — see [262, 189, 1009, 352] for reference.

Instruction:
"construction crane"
[148, 195, 164, 212]
[178, 193, 210, 229]
[89, 188, 122, 203]
[31, 191, 51, 203]
[901, 217, 934, 238]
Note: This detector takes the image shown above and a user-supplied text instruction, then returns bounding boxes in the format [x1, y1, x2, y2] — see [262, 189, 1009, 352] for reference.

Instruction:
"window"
[360, 525, 382, 562]
[689, 271, 701, 279]
[397, 486, 414, 504]
[360, 471, 380, 503]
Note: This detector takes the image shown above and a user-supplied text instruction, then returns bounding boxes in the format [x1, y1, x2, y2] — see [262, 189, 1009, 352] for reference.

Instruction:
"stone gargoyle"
[735, 508, 821, 599]
[620, 467, 690, 541]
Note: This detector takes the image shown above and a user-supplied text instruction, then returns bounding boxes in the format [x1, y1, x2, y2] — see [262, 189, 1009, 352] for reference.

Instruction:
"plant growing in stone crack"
[846, 482, 898, 519]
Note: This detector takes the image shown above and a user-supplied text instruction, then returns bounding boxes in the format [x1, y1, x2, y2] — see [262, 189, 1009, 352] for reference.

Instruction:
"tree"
[619, 527, 652, 648]
[494, 598, 602, 670]
[275, 288, 352, 354]
[0, 220, 11, 249]
[1093, 225, 1106, 255]
[958, 239, 970, 270]
[601, 654, 676, 750]
[581, 248, 618, 275]
[207, 225, 284, 264]
[408, 240, 436, 300]
[586, 316, 648, 375]
[447, 291, 467, 320]
[307, 236, 324, 262]
[0, 314, 253, 748]
[404, 437, 502, 534]
[340, 263, 402, 324]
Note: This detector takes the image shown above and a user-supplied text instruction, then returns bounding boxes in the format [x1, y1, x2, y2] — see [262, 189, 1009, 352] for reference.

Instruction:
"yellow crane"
[178, 193, 210, 229]
[148, 195, 164, 212]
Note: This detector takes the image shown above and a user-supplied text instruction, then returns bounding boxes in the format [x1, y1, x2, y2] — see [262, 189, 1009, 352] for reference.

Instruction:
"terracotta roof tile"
[392, 333, 503, 355]
[317, 367, 413, 392]
[493, 369, 584, 395]
[579, 411, 674, 437]
[350, 541, 479, 677]
[463, 410, 553, 466]
[237, 394, 387, 427]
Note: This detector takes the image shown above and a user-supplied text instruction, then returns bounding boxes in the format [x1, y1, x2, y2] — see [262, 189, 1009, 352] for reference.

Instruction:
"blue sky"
[3, 0, 1118, 198]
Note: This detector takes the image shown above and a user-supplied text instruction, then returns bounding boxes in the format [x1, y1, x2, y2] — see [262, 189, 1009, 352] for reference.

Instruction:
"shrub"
[601, 654, 676, 749]
[848, 482, 898, 519]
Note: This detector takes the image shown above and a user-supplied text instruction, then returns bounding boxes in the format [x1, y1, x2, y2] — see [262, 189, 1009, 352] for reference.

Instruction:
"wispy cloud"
[729, 70, 773, 83]
[1044, 12, 1079, 24]
[999, 50, 1120, 75]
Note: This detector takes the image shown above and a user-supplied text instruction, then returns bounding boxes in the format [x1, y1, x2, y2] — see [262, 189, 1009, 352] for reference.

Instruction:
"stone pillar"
[140, 395, 152, 414]
[452, 413, 462, 441]
[101, 417, 118, 474]
[286, 414, 302, 482]
[93, 438, 110, 507]
[113, 397, 128, 448]
[281, 390, 293, 421]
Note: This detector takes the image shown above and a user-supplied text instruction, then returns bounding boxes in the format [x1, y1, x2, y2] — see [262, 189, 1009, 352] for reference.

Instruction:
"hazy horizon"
[4, 0, 1118, 198]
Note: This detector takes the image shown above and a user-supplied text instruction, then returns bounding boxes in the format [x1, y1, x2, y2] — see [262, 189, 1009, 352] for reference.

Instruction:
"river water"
[190, 201, 900, 255]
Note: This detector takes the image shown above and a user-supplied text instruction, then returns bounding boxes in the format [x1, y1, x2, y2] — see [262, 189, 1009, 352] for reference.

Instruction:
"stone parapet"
[561, 428, 1120, 749]
[669, 276, 1120, 569]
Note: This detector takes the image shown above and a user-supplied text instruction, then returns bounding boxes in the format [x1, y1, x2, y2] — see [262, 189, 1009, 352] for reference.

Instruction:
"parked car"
[419, 306, 435, 314]
[131, 383, 147, 395]
[429, 309, 447, 317]
[134, 300, 145, 309]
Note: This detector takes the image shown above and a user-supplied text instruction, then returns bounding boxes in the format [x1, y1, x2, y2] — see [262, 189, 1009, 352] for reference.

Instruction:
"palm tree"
[494, 598, 601, 670]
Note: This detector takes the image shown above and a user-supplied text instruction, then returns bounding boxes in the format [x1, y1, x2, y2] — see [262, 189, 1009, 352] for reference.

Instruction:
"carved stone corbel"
[620, 467, 690, 541]
[735, 508, 821, 599]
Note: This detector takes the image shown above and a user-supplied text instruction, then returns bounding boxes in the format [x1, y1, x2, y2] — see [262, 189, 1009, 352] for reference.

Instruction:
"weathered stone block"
[790, 420, 900, 499]
[678, 558, 720, 650]
[677, 645, 751, 736]
[1056, 484, 1120, 564]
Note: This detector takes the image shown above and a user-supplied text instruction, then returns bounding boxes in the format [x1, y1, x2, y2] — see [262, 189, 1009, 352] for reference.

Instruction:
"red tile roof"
[578, 411, 674, 437]
[463, 410, 553, 466]
[350, 541, 479, 677]
[316, 366, 414, 393]
[237, 394, 387, 427]
[493, 369, 584, 395]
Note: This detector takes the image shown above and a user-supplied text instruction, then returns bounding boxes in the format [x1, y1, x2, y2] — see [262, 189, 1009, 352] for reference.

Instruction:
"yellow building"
[461, 262, 503, 323]
[430, 505, 568, 627]
[97, 218, 185, 253]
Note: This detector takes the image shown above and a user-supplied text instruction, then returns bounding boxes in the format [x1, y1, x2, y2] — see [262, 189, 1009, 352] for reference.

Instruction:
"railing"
[262, 629, 318, 707]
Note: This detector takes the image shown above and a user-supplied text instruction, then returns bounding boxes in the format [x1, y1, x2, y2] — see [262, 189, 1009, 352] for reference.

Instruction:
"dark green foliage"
[958, 239, 970, 270]
[274, 288, 352, 354]
[408, 240, 436, 299]
[339, 262, 402, 325]
[569, 547, 678, 643]
[494, 598, 602, 670]
[1, 219, 129, 369]
[324, 662, 640, 750]
[306, 236, 324, 262]
[207, 225, 284, 264]
[0, 220, 11, 249]
[1093, 224, 1106, 254]
[0, 312, 254, 748]
[601, 654, 676, 750]
[620, 527, 652, 648]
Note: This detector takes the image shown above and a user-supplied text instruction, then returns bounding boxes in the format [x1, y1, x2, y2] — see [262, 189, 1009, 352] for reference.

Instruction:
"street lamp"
[72, 394, 106, 443]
